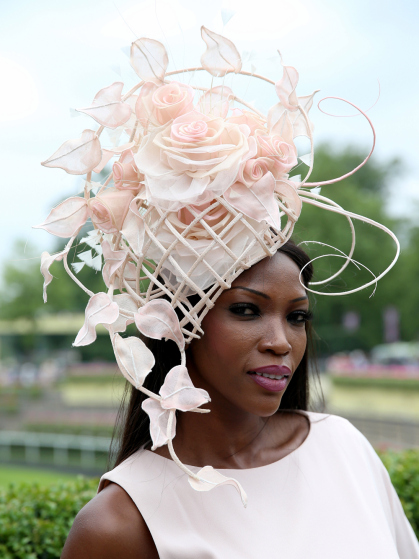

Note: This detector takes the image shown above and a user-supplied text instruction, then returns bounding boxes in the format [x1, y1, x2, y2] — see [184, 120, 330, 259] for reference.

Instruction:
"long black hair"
[110, 239, 318, 468]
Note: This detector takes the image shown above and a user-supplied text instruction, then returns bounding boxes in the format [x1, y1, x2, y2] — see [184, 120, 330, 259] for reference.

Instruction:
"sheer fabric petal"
[41, 130, 102, 175]
[73, 293, 119, 347]
[189, 466, 248, 507]
[77, 82, 132, 129]
[34, 197, 88, 238]
[160, 366, 210, 411]
[113, 333, 155, 388]
[142, 399, 173, 450]
[134, 299, 185, 350]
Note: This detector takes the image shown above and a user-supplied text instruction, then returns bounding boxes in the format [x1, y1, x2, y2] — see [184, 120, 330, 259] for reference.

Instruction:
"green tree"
[294, 144, 406, 353]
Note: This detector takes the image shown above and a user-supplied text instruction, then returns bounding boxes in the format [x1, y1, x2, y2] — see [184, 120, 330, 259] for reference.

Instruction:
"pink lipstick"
[247, 365, 291, 392]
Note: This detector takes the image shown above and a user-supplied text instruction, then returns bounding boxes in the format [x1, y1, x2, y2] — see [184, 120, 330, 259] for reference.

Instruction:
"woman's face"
[187, 252, 311, 418]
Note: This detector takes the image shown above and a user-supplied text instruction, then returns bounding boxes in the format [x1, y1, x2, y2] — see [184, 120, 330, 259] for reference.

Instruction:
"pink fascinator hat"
[35, 27, 399, 506]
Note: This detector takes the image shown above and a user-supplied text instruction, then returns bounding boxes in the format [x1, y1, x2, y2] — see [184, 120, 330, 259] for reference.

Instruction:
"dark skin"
[61, 252, 311, 558]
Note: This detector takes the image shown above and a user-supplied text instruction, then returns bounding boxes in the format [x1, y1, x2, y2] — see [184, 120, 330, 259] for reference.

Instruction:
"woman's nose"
[257, 320, 292, 355]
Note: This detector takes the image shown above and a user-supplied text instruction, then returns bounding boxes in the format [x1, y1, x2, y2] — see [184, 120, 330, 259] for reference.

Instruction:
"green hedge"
[0, 451, 418, 557]
[378, 449, 419, 538]
[0, 477, 98, 559]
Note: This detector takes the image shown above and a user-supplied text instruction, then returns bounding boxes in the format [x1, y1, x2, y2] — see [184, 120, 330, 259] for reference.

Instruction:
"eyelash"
[229, 304, 313, 325]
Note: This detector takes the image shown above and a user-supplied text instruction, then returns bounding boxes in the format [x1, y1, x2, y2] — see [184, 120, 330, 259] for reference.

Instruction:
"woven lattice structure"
[125, 194, 295, 342]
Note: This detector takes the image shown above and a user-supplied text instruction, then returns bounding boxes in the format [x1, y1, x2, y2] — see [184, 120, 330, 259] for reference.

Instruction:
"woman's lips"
[247, 365, 291, 393]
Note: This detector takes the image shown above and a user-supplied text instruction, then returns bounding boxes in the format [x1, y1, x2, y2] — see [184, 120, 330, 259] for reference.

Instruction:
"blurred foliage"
[378, 449, 419, 538]
[1, 144, 419, 356]
[293, 144, 419, 353]
[0, 449, 417, 556]
[0, 477, 97, 559]
[330, 376, 419, 390]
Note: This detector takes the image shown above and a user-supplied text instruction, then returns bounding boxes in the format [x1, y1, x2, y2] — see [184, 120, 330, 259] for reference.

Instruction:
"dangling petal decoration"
[41, 130, 102, 175]
[142, 399, 172, 450]
[77, 82, 132, 129]
[110, 294, 138, 333]
[130, 38, 168, 85]
[198, 86, 234, 118]
[159, 366, 210, 411]
[40, 248, 69, 303]
[134, 299, 185, 351]
[142, 365, 210, 450]
[189, 466, 248, 507]
[112, 333, 155, 388]
[33, 197, 88, 238]
[73, 293, 119, 347]
[224, 172, 281, 230]
[200, 26, 242, 77]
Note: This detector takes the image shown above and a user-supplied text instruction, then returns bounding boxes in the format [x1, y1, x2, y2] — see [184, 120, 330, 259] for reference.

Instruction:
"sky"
[0, 0, 418, 273]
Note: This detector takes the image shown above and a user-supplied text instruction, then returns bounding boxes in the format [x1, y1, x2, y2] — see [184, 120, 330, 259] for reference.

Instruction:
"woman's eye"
[288, 310, 313, 325]
[229, 303, 260, 317]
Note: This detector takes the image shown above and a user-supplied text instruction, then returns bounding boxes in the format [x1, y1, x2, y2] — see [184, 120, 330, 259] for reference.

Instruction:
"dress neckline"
[143, 411, 323, 474]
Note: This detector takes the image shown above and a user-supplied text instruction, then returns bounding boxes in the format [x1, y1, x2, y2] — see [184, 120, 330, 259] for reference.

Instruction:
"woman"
[61, 240, 419, 558]
[35, 25, 416, 558]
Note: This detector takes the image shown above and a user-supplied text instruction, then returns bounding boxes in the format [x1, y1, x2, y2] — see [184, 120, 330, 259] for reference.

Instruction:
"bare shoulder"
[61, 482, 159, 559]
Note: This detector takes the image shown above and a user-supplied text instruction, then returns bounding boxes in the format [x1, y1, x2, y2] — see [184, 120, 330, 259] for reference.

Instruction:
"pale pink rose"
[227, 108, 266, 135]
[113, 150, 143, 193]
[151, 81, 194, 125]
[255, 133, 297, 178]
[88, 188, 134, 233]
[237, 157, 275, 188]
[135, 109, 251, 210]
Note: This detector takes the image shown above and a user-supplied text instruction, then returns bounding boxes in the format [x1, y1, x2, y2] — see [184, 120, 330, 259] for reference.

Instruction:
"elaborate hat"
[35, 27, 399, 506]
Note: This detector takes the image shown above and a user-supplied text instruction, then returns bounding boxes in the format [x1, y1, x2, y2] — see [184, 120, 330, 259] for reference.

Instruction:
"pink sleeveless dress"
[99, 412, 419, 558]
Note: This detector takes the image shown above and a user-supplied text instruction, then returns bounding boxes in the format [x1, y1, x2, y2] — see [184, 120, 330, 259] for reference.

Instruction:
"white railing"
[0, 431, 111, 469]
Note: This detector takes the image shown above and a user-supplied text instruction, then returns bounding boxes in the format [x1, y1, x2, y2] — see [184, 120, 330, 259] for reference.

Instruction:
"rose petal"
[73, 293, 119, 347]
[141, 399, 173, 450]
[201, 27, 242, 77]
[112, 333, 155, 388]
[110, 294, 138, 333]
[88, 188, 134, 234]
[159, 365, 210, 411]
[189, 466, 248, 507]
[77, 82, 132, 129]
[40, 248, 69, 303]
[130, 38, 168, 85]
[41, 129, 102, 175]
[224, 172, 281, 230]
[134, 299, 185, 350]
[33, 196, 88, 238]
[198, 86, 234, 118]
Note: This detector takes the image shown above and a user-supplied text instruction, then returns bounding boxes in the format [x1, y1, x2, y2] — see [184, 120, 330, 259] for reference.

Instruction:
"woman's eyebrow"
[291, 296, 308, 303]
[229, 286, 270, 299]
